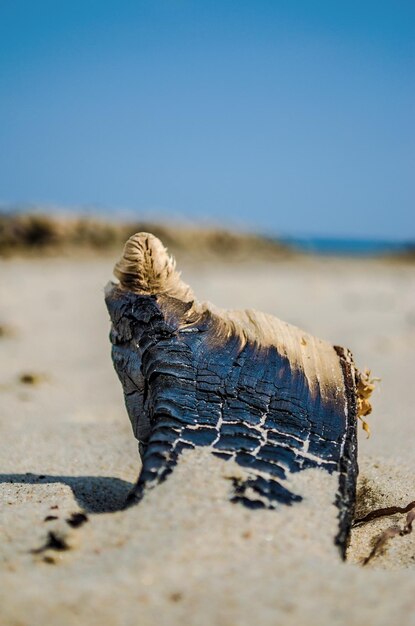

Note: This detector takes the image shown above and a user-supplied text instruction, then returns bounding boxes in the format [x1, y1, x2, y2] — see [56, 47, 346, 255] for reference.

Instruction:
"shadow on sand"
[0, 473, 135, 513]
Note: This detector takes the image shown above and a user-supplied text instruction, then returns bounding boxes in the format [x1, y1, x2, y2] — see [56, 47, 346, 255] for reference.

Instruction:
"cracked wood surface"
[105, 232, 361, 555]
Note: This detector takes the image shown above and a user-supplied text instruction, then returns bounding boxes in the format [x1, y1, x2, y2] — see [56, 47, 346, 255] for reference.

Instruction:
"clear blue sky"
[0, 1, 414, 239]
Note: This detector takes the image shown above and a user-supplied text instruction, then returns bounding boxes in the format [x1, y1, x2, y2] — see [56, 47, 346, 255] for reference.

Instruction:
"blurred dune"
[0, 212, 293, 262]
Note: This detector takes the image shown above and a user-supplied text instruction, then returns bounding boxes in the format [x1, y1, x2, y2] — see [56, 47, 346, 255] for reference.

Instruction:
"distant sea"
[278, 236, 414, 257]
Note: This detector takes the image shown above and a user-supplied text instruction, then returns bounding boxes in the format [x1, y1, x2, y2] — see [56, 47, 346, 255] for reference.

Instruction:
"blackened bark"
[105, 232, 361, 556]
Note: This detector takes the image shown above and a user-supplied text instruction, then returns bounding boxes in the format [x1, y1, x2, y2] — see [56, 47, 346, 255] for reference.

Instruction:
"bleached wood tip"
[114, 232, 194, 302]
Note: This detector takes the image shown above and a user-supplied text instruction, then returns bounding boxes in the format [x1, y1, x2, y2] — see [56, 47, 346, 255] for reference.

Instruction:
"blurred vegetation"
[395, 244, 415, 262]
[0, 212, 293, 262]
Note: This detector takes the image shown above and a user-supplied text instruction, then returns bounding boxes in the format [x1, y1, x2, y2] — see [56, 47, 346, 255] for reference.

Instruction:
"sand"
[0, 254, 414, 625]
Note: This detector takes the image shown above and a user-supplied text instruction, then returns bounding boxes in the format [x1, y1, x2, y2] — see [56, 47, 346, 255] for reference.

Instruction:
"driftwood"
[105, 233, 372, 555]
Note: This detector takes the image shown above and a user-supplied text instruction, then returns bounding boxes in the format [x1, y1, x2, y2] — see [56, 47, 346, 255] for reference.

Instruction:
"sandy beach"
[1, 252, 414, 625]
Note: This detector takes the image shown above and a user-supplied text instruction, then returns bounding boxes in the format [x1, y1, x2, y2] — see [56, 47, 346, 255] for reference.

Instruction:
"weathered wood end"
[105, 233, 370, 556]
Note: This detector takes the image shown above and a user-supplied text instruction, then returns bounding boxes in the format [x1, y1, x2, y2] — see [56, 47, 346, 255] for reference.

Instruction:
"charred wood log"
[105, 233, 372, 555]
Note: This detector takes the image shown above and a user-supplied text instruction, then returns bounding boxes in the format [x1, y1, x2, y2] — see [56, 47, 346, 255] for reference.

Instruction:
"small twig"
[362, 526, 401, 566]
[361, 507, 415, 566]
[401, 508, 415, 535]
[353, 500, 415, 527]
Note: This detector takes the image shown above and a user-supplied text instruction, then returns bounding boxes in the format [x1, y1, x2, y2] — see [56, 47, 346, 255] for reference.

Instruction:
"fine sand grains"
[0, 256, 414, 626]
